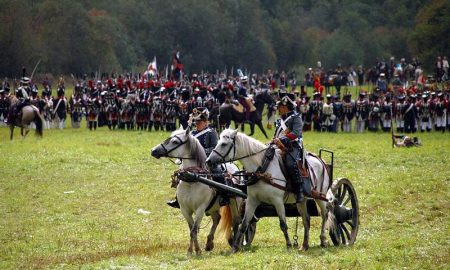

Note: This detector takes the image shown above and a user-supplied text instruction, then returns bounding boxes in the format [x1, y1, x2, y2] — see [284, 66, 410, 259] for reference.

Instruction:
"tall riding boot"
[291, 168, 304, 203]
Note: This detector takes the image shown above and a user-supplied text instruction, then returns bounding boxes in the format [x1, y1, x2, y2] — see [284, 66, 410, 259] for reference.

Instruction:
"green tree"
[409, 0, 450, 70]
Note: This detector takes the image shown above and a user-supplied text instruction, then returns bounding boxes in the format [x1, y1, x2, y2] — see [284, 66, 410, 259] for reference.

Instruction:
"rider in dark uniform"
[7, 77, 31, 124]
[167, 107, 229, 208]
[272, 93, 306, 203]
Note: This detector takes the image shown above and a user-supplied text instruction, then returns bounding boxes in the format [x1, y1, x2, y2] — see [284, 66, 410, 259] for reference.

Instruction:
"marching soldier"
[368, 94, 381, 132]
[395, 95, 406, 132]
[403, 95, 417, 133]
[355, 92, 369, 132]
[333, 95, 343, 132]
[69, 91, 84, 129]
[0, 87, 10, 125]
[321, 94, 335, 132]
[433, 92, 447, 132]
[417, 93, 432, 132]
[298, 96, 311, 131]
[309, 92, 323, 131]
[342, 93, 355, 132]
[381, 95, 393, 132]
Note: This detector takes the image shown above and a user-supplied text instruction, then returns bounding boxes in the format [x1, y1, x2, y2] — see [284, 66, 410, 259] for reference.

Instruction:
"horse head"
[206, 128, 238, 167]
[151, 128, 206, 167]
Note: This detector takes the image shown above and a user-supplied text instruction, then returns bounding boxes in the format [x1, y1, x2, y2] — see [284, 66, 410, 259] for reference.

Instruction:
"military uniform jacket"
[274, 111, 303, 148]
[191, 127, 218, 156]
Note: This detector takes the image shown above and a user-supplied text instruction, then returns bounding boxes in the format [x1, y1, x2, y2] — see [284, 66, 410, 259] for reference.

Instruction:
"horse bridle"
[212, 135, 268, 164]
[159, 134, 195, 160]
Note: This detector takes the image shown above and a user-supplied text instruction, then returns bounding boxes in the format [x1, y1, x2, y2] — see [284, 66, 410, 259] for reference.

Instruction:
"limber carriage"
[205, 129, 359, 251]
[152, 128, 359, 254]
[184, 148, 359, 248]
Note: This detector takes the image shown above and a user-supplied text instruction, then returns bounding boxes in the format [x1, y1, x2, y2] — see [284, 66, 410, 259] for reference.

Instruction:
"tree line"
[0, 0, 448, 78]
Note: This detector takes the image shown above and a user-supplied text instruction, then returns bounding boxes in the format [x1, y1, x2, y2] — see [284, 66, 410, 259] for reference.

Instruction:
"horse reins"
[212, 136, 269, 164]
[159, 134, 196, 160]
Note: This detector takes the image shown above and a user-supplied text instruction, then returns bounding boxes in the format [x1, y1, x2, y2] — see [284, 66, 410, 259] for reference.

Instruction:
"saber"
[30, 59, 41, 80]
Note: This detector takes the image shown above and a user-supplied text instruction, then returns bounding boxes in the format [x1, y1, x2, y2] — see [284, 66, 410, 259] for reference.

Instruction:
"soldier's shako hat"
[57, 87, 65, 97]
[20, 77, 30, 85]
[192, 107, 209, 121]
[278, 92, 296, 107]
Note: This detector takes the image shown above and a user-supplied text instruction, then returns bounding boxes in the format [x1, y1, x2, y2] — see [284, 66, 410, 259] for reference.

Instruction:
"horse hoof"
[301, 245, 309, 251]
[320, 240, 329, 248]
[205, 242, 214, 251]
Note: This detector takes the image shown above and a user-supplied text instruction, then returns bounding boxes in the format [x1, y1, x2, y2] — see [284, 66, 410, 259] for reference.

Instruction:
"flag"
[171, 51, 183, 71]
[171, 51, 183, 81]
[144, 56, 157, 78]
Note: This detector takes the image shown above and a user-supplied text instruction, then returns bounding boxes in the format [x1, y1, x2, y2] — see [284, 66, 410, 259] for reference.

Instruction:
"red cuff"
[285, 132, 297, 140]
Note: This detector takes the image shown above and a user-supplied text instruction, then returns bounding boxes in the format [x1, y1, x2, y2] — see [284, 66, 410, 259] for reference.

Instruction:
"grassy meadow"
[0, 92, 449, 269]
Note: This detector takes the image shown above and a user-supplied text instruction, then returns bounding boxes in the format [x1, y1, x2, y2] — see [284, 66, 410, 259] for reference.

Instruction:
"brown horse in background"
[8, 96, 43, 140]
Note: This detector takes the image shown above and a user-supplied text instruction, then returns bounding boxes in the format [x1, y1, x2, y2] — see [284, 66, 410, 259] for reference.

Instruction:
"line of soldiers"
[1, 71, 449, 133]
[296, 88, 450, 133]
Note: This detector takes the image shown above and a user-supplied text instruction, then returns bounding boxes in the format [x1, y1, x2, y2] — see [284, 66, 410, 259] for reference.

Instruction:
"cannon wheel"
[329, 178, 359, 246]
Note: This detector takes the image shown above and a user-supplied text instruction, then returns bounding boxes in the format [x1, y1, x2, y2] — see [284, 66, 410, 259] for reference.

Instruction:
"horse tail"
[34, 110, 44, 137]
[325, 189, 336, 232]
[218, 205, 232, 242]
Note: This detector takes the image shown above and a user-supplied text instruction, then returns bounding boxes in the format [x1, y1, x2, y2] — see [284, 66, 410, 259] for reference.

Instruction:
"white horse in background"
[151, 128, 242, 255]
[206, 129, 336, 251]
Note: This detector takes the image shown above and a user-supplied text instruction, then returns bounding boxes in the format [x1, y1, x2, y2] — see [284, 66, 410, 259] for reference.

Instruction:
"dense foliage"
[0, 0, 448, 77]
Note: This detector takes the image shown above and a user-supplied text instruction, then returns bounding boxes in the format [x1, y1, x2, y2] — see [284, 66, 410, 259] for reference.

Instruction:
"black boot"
[167, 198, 180, 208]
[296, 188, 305, 203]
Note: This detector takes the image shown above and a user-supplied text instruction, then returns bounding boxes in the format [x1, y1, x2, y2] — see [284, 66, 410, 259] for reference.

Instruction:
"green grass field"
[1, 108, 449, 269]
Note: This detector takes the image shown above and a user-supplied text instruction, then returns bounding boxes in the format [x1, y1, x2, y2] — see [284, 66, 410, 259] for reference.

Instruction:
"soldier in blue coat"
[272, 93, 307, 203]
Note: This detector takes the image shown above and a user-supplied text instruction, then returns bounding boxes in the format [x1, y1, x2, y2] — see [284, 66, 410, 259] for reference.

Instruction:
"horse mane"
[171, 129, 207, 168]
[221, 129, 266, 156]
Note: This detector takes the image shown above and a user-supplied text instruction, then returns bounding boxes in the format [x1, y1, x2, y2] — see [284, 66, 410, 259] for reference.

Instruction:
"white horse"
[206, 129, 336, 251]
[151, 128, 242, 255]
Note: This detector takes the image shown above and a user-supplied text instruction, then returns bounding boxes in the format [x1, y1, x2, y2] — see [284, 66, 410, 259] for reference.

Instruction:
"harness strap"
[205, 193, 219, 213]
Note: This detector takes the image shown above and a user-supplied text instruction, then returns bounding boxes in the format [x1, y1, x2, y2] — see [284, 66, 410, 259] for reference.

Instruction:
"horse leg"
[205, 211, 221, 251]
[9, 125, 14, 140]
[273, 200, 292, 249]
[192, 209, 206, 255]
[296, 201, 311, 251]
[256, 121, 268, 138]
[180, 208, 195, 255]
[316, 200, 329, 247]
[233, 198, 259, 252]
[248, 122, 255, 136]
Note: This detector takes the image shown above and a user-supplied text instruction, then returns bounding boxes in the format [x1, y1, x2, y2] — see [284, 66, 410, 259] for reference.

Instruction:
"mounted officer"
[271, 93, 307, 203]
[167, 107, 230, 208]
[7, 77, 31, 125]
